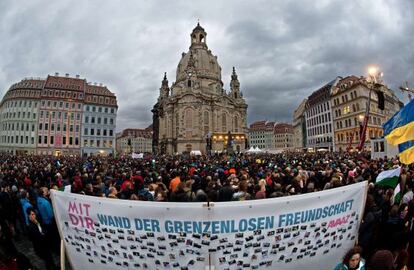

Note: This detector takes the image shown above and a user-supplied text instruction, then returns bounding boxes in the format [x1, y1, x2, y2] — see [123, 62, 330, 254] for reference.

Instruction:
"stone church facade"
[152, 23, 248, 154]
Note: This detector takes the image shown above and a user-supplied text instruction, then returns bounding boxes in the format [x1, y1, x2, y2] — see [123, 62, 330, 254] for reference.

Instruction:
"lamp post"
[357, 66, 382, 151]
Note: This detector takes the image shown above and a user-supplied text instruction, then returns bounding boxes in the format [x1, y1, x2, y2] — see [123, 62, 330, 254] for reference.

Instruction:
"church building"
[152, 23, 248, 154]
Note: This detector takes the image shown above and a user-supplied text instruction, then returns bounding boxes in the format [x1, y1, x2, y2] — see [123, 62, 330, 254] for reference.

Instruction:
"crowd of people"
[0, 151, 413, 269]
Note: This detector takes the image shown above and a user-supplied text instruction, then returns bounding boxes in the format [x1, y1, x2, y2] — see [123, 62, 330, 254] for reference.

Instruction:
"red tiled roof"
[44, 75, 86, 91]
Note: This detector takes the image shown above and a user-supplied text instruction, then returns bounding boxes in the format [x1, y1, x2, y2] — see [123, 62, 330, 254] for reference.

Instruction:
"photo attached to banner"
[52, 181, 366, 270]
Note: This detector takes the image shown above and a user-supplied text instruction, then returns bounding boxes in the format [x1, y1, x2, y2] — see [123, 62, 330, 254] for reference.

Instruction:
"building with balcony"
[331, 75, 400, 151]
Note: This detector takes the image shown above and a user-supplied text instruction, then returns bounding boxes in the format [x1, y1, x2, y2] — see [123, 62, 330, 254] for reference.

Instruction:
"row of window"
[308, 136, 332, 145]
[38, 135, 79, 146]
[39, 123, 79, 133]
[307, 113, 331, 127]
[307, 102, 330, 117]
[307, 124, 333, 137]
[1, 135, 35, 145]
[84, 116, 114, 125]
[334, 103, 361, 117]
[2, 111, 37, 120]
[85, 95, 116, 105]
[2, 122, 35, 132]
[83, 128, 114, 137]
[85, 105, 116, 114]
[41, 100, 82, 110]
[2, 100, 115, 114]
[40, 111, 80, 121]
[0, 135, 114, 148]
[83, 139, 113, 148]
[4, 100, 38, 108]
[336, 129, 383, 143]
[336, 116, 382, 130]
[42, 89, 84, 99]
[333, 90, 358, 106]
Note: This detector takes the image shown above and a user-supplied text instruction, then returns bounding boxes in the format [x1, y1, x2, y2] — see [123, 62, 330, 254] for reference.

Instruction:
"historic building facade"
[116, 127, 153, 154]
[0, 73, 117, 156]
[304, 78, 339, 151]
[331, 75, 401, 151]
[248, 121, 276, 150]
[152, 23, 248, 154]
[292, 99, 307, 151]
[274, 123, 294, 150]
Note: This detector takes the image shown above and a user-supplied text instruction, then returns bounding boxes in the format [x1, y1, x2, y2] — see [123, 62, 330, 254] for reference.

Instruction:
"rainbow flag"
[383, 99, 414, 146]
[398, 140, 414, 165]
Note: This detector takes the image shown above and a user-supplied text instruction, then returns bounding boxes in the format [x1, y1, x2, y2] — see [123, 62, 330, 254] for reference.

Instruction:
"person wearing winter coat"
[36, 187, 54, 226]
[26, 207, 56, 270]
[19, 190, 33, 226]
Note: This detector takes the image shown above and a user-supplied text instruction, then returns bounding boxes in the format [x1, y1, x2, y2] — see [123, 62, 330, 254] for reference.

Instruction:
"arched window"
[222, 113, 227, 132]
[185, 109, 192, 129]
[175, 113, 179, 137]
[185, 109, 193, 138]
[234, 115, 238, 132]
[204, 111, 209, 135]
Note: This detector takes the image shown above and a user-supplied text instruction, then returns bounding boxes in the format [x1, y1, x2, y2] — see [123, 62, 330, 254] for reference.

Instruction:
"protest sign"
[51, 181, 367, 270]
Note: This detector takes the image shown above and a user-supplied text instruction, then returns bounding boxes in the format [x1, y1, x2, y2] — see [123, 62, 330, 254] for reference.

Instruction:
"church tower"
[230, 67, 241, 99]
[159, 72, 169, 100]
[152, 23, 248, 154]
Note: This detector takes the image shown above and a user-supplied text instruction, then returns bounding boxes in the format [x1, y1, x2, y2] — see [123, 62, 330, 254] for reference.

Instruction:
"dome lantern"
[190, 22, 207, 49]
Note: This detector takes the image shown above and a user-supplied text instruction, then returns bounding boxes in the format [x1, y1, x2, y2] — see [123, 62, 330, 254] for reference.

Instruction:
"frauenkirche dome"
[175, 23, 222, 86]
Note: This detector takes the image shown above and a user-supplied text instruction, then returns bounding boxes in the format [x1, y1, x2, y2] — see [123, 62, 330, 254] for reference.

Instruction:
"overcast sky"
[1, 0, 413, 131]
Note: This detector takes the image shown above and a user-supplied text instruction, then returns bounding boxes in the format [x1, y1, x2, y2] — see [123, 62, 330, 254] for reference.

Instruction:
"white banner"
[51, 181, 367, 270]
[131, 153, 144, 159]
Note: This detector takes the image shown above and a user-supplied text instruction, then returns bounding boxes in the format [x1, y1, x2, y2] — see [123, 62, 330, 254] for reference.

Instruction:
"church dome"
[175, 23, 222, 84]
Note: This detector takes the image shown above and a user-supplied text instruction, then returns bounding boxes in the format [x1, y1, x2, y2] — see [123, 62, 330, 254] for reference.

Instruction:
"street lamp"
[357, 66, 382, 151]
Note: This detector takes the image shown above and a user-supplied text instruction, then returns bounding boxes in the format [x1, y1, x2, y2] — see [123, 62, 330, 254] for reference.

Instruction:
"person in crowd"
[107, 186, 118, 199]
[232, 180, 251, 201]
[255, 179, 267, 199]
[368, 250, 394, 270]
[402, 179, 413, 204]
[26, 208, 56, 270]
[0, 218, 32, 270]
[19, 190, 33, 226]
[0, 152, 412, 268]
[334, 246, 365, 270]
[359, 194, 382, 261]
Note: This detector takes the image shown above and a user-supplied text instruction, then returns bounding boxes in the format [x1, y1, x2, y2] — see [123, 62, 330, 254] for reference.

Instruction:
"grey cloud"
[0, 0, 413, 132]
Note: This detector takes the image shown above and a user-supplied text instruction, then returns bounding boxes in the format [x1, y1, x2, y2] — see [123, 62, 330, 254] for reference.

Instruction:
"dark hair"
[398, 203, 408, 216]
[342, 246, 362, 266]
[26, 207, 36, 216]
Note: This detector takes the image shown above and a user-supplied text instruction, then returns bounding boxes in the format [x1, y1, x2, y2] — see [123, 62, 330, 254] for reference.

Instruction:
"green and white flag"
[375, 167, 400, 188]
[392, 183, 401, 204]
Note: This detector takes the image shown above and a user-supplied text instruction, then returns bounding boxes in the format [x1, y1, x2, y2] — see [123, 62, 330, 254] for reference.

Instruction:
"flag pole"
[60, 240, 66, 270]
[358, 68, 381, 151]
